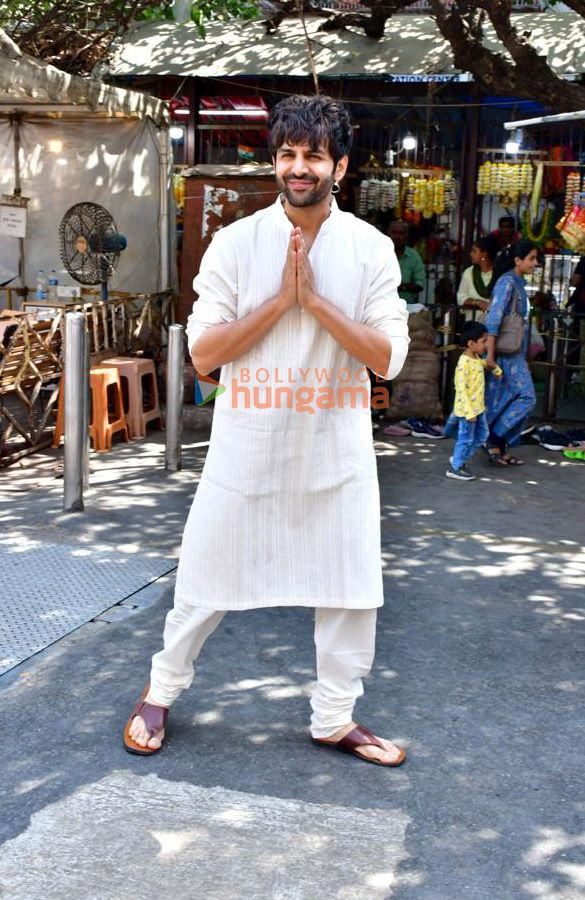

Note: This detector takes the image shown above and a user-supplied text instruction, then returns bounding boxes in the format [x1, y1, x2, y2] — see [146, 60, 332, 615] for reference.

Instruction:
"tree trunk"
[428, 0, 585, 113]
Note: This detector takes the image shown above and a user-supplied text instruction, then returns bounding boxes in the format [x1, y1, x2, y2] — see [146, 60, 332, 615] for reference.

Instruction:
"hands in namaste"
[280, 227, 319, 313]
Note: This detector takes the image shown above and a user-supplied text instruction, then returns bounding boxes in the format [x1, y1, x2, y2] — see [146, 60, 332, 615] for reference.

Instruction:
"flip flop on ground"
[312, 724, 406, 768]
[123, 687, 169, 756]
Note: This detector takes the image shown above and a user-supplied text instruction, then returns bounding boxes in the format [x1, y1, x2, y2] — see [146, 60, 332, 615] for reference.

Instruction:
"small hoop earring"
[331, 181, 341, 195]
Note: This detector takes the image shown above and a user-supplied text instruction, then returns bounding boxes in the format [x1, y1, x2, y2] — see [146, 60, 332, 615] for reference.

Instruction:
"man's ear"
[335, 155, 349, 183]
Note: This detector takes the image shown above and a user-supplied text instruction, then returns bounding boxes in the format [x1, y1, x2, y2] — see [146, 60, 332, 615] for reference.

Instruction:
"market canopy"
[0, 28, 168, 123]
[110, 10, 585, 80]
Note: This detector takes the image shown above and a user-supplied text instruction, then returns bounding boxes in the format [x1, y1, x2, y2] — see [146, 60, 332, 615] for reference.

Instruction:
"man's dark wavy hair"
[268, 95, 353, 165]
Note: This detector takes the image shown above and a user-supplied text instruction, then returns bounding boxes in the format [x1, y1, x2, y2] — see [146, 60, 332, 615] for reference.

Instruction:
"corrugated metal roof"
[110, 11, 585, 80]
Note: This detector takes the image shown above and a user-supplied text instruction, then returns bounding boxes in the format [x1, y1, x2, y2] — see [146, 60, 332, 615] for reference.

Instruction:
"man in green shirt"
[388, 220, 426, 304]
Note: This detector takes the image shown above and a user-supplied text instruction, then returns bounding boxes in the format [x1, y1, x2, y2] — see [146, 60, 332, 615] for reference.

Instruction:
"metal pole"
[544, 315, 561, 420]
[165, 324, 184, 472]
[11, 112, 25, 292]
[439, 306, 454, 413]
[158, 126, 170, 292]
[463, 85, 482, 251]
[83, 329, 90, 490]
[63, 312, 87, 511]
[504, 109, 585, 130]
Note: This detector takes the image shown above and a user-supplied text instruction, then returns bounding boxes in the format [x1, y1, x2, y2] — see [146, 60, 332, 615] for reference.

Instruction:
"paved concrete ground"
[1, 424, 585, 900]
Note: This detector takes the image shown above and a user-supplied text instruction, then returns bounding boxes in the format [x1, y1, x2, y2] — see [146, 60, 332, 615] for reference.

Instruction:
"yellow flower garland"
[521, 208, 554, 245]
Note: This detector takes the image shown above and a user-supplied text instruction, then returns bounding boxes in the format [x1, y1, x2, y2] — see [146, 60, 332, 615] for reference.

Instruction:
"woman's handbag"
[496, 287, 525, 354]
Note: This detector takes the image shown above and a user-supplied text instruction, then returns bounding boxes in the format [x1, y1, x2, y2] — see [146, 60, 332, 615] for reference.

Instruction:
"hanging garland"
[521, 208, 555, 246]
[477, 161, 533, 204]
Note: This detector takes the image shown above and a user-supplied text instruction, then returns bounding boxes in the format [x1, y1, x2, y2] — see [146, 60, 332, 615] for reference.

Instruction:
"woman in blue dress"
[485, 239, 538, 466]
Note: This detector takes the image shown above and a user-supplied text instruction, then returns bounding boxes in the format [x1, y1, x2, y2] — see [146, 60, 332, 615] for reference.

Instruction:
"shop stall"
[107, 9, 585, 425]
[497, 109, 585, 423]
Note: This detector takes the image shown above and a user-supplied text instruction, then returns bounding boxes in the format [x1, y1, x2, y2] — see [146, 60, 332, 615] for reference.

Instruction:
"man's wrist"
[273, 293, 295, 316]
[304, 292, 326, 315]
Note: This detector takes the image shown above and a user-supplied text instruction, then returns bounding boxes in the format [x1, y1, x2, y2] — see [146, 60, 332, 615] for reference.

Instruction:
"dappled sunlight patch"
[194, 709, 222, 725]
[151, 827, 208, 858]
[38, 609, 69, 620]
[555, 680, 585, 692]
[473, 828, 501, 842]
[14, 773, 59, 796]
[527, 592, 585, 624]
[264, 683, 313, 700]
[521, 826, 585, 899]
[246, 733, 272, 745]
[365, 871, 395, 890]
[309, 774, 334, 785]
[447, 554, 535, 578]
[216, 673, 316, 703]
[212, 808, 254, 824]
[260, 645, 295, 659]
[222, 676, 290, 692]
[381, 562, 409, 577]
[297, 832, 331, 851]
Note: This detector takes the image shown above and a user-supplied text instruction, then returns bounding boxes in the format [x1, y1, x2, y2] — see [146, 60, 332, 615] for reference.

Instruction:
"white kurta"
[457, 265, 492, 323]
[175, 197, 409, 611]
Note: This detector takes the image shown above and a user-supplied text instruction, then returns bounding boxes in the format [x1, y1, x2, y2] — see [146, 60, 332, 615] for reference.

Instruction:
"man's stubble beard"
[276, 170, 336, 208]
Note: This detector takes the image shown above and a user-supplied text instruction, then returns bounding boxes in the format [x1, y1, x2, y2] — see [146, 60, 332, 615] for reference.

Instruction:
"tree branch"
[427, 0, 585, 113]
[317, 0, 415, 38]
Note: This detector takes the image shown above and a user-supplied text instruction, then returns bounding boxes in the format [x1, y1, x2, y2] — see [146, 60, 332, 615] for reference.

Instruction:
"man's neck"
[395, 246, 405, 259]
[281, 194, 332, 236]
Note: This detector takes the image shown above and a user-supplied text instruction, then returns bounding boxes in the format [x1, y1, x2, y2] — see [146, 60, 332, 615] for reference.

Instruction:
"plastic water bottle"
[36, 270, 48, 302]
[48, 270, 59, 303]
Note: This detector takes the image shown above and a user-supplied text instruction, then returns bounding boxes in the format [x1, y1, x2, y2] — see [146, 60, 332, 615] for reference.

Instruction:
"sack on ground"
[395, 350, 440, 384]
[386, 379, 442, 420]
[408, 310, 436, 352]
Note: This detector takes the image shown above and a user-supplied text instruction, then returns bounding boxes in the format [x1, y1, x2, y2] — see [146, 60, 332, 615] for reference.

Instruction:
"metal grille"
[0, 534, 174, 676]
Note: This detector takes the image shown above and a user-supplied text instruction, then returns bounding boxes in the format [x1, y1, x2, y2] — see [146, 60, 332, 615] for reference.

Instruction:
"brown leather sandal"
[312, 724, 406, 768]
[123, 687, 169, 756]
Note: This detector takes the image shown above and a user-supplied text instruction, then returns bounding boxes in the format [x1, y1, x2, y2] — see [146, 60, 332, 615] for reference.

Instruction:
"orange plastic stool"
[100, 357, 163, 439]
[52, 377, 98, 450]
[89, 366, 130, 451]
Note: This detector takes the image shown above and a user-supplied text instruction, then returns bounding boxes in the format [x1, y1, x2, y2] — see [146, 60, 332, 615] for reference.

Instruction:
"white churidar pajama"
[150, 606, 377, 738]
[149, 196, 408, 735]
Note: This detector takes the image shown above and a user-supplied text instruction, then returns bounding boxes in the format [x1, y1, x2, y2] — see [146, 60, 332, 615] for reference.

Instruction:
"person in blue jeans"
[445, 322, 501, 481]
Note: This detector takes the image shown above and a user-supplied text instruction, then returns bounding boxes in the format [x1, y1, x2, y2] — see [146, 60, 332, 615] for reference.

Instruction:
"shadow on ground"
[1, 433, 585, 899]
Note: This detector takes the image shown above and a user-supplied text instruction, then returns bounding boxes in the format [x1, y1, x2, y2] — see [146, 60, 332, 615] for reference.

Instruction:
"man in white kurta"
[126, 95, 410, 766]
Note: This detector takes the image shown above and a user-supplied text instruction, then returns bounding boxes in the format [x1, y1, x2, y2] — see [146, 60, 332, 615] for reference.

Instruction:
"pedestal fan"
[59, 202, 127, 301]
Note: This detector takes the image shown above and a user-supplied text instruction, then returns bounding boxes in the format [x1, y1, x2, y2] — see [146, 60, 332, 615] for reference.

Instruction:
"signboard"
[390, 73, 473, 83]
[0, 194, 29, 239]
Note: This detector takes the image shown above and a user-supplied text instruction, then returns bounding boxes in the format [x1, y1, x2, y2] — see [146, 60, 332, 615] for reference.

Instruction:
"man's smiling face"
[274, 142, 346, 208]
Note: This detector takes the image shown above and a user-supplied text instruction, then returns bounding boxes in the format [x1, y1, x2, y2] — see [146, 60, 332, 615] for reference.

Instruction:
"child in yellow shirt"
[445, 322, 502, 481]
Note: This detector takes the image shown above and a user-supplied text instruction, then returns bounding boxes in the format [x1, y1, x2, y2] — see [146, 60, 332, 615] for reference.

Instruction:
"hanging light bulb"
[505, 128, 523, 155]
[170, 125, 185, 140]
[402, 132, 417, 152]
